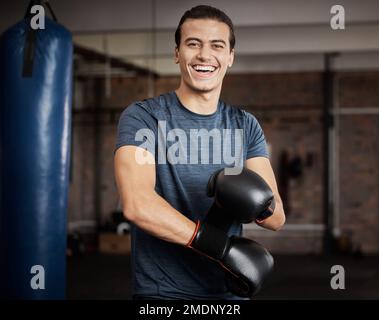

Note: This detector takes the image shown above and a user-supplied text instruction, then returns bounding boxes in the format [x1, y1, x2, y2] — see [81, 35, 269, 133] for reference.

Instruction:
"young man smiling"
[174, 16, 234, 113]
[114, 5, 285, 300]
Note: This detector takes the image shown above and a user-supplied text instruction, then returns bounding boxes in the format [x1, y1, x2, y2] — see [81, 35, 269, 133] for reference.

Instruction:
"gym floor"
[67, 253, 379, 300]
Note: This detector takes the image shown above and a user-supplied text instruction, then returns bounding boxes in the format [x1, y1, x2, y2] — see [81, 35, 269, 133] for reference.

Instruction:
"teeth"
[193, 65, 216, 72]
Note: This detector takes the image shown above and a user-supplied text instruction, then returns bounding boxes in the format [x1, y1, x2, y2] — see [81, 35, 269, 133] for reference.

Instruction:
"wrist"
[187, 221, 229, 260]
[255, 198, 276, 223]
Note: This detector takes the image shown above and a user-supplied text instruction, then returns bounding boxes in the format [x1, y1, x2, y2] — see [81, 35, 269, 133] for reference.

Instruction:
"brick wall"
[334, 72, 379, 254]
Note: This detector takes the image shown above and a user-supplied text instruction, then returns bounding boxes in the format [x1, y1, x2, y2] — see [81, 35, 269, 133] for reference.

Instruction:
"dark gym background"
[1, 0, 379, 299]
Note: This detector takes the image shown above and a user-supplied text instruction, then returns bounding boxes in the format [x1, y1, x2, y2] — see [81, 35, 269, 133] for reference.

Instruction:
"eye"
[188, 42, 200, 48]
[213, 44, 225, 49]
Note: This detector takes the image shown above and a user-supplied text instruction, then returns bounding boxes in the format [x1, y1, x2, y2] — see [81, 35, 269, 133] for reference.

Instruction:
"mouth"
[191, 64, 218, 78]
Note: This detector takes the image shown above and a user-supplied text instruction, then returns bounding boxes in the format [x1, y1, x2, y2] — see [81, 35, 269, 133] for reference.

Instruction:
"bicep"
[114, 145, 156, 209]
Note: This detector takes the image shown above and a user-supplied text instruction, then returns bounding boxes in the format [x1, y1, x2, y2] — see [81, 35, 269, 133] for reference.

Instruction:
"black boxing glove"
[187, 221, 274, 297]
[205, 167, 275, 232]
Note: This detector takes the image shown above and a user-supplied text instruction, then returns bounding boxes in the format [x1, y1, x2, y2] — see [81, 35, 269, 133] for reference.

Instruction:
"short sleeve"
[244, 111, 269, 159]
[115, 102, 157, 155]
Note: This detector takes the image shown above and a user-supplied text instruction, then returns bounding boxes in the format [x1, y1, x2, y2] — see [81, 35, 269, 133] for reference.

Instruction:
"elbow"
[122, 193, 153, 224]
[123, 207, 135, 223]
[122, 201, 140, 223]
[272, 211, 286, 231]
[122, 193, 154, 225]
[269, 198, 286, 231]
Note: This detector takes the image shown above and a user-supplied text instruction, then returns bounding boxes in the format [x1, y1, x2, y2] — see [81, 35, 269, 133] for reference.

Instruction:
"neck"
[175, 84, 221, 115]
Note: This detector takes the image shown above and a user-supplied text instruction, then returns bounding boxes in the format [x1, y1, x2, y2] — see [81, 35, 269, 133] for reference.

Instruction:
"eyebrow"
[184, 37, 227, 45]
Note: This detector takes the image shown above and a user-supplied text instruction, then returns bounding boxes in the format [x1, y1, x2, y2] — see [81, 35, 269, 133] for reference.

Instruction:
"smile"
[191, 64, 217, 73]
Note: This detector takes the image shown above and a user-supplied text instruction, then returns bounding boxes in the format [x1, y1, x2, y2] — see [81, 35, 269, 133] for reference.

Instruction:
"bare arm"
[114, 145, 196, 245]
[245, 157, 286, 231]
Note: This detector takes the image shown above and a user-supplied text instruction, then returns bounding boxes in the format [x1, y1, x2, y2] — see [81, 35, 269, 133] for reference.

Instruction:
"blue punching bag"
[0, 3, 72, 299]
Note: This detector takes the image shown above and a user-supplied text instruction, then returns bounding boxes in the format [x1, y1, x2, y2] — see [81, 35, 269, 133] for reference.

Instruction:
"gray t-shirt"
[115, 91, 268, 299]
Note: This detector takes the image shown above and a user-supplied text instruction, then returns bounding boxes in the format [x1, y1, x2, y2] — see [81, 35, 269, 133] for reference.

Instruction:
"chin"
[189, 81, 220, 93]
[194, 86, 214, 93]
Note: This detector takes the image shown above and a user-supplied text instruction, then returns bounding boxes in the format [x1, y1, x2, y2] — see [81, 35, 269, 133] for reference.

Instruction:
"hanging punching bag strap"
[22, 0, 58, 77]
[22, 25, 36, 77]
[24, 0, 58, 21]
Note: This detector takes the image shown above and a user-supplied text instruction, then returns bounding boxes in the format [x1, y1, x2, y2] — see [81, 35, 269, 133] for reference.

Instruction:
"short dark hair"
[175, 5, 235, 51]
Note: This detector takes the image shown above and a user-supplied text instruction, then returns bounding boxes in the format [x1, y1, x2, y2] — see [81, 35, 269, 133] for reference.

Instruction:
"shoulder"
[221, 101, 258, 123]
[121, 92, 174, 119]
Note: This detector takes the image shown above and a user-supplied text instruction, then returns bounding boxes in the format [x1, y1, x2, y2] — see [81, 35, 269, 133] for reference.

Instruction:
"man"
[114, 5, 285, 300]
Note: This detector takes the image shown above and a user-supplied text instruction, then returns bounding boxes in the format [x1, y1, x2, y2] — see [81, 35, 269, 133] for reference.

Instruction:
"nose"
[197, 44, 212, 61]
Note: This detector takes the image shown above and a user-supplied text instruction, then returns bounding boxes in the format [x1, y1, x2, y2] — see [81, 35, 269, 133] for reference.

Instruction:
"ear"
[174, 47, 179, 64]
[228, 49, 235, 68]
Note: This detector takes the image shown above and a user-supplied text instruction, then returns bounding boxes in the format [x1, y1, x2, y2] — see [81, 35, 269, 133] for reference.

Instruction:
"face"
[175, 19, 234, 94]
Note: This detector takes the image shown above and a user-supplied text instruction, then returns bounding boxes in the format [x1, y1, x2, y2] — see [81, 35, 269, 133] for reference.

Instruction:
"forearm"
[256, 194, 286, 231]
[123, 190, 196, 246]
